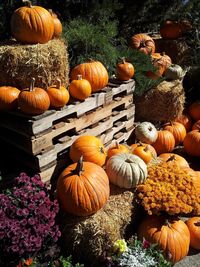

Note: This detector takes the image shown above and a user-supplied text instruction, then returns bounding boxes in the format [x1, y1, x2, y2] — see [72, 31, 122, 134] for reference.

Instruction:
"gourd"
[106, 153, 147, 189]
[10, 0, 54, 44]
[107, 141, 129, 159]
[18, 78, 50, 115]
[69, 135, 107, 167]
[47, 79, 69, 108]
[116, 58, 135, 81]
[0, 86, 20, 111]
[138, 215, 190, 263]
[130, 33, 155, 55]
[57, 156, 110, 216]
[163, 121, 186, 145]
[135, 122, 158, 144]
[70, 60, 109, 93]
[164, 64, 186, 80]
[69, 75, 92, 101]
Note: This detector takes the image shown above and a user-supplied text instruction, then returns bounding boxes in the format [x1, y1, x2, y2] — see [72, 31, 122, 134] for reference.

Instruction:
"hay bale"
[135, 80, 185, 122]
[59, 184, 140, 265]
[0, 39, 69, 89]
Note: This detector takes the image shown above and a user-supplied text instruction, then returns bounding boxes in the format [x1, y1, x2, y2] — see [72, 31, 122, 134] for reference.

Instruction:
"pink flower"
[142, 239, 151, 249]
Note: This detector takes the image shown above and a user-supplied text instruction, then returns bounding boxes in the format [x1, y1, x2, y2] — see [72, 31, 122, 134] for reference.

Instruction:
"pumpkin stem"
[29, 77, 35, 92]
[121, 57, 126, 64]
[138, 141, 144, 147]
[144, 145, 149, 152]
[56, 79, 61, 89]
[75, 156, 84, 176]
[115, 141, 119, 149]
[22, 0, 32, 7]
[194, 221, 200, 226]
[77, 75, 82, 80]
[161, 52, 166, 56]
[166, 155, 176, 162]
[125, 159, 133, 163]
[100, 146, 105, 155]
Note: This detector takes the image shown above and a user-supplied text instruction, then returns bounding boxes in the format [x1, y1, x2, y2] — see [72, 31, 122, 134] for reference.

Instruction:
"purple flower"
[142, 239, 151, 249]
[16, 208, 24, 216]
[27, 218, 35, 225]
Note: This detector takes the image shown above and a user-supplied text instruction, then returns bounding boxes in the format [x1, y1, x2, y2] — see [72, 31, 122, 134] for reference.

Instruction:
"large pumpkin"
[160, 20, 182, 39]
[116, 58, 135, 81]
[70, 60, 109, 93]
[183, 129, 200, 156]
[10, 0, 54, 44]
[186, 217, 200, 250]
[0, 86, 20, 111]
[138, 215, 190, 263]
[188, 101, 200, 121]
[158, 153, 189, 168]
[57, 156, 110, 216]
[135, 122, 158, 144]
[69, 74, 92, 101]
[106, 153, 147, 189]
[18, 78, 50, 115]
[152, 130, 175, 155]
[130, 33, 155, 55]
[163, 121, 186, 145]
[69, 135, 107, 166]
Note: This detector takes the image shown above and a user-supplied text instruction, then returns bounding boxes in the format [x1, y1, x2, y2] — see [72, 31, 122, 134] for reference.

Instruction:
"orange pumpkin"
[183, 129, 200, 156]
[69, 135, 107, 166]
[49, 9, 62, 38]
[57, 156, 110, 216]
[0, 86, 20, 111]
[116, 58, 135, 81]
[130, 33, 155, 55]
[188, 101, 200, 121]
[186, 217, 200, 250]
[152, 130, 175, 155]
[160, 20, 182, 39]
[158, 153, 189, 168]
[175, 113, 192, 132]
[18, 78, 50, 115]
[163, 121, 186, 145]
[70, 60, 109, 93]
[132, 143, 154, 164]
[192, 120, 200, 130]
[131, 142, 157, 158]
[107, 141, 129, 159]
[138, 215, 190, 263]
[69, 74, 92, 100]
[47, 79, 69, 108]
[10, 0, 54, 44]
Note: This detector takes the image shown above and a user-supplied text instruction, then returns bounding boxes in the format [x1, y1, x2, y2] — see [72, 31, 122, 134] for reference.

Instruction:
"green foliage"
[50, 255, 84, 267]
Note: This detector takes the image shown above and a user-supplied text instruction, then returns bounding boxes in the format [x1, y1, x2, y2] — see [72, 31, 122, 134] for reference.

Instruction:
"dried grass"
[59, 184, 139, 265]
[0, 38, 69, 89]
[134, 80, 185, 122]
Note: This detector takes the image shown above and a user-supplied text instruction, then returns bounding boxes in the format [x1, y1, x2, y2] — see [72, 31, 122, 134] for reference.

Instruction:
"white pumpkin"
[135, 122, 158, 144]
[164, 64, 186, 80]
[106, 153, 147, 189]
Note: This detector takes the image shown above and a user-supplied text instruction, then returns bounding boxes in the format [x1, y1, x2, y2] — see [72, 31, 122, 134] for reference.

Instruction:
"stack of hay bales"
[0, 39, 69, 89]
[135, 80, 185, 123]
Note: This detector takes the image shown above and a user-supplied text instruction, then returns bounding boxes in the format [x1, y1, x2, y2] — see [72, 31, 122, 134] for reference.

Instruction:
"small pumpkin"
[152, 130, 175, 155]
[192, 120, 200, 130]
[69, 74, 92, 101]
[57, 156, 110, 216]
[70, 60, 109, 93]
[158, 153, 189, 168]
[131, 142, 157, 158]
[160, 20, 182, 39]
[49, 9, 62, 38]
[130, 33, 155, 55]
[69, 135, 107, 167]
[163, 121, 186, 145]
[10, 0, 54, 44]
[135, 122, 158, 144]
[138, 215, 190, 263]
[188, 101, 200, 121]
[107, 141, 129, 159]
[183, 129, 200, 156]
[164, 64, 186, 80]
[132, 143, 154, 164]
[186, 217, 200, 250]
[116, 58, 135, 81]
[47, 79, 70, 108]
[18, 78, 50, 115]
[0, 86, 20, 111]
[106, 153, 147, 189]
[175, 113, 192, 132]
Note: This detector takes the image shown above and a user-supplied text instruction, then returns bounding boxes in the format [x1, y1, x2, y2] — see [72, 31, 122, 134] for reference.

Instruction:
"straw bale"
[59, 184, 140, 265]
[134, 80, 185, 122]
[0, 39, 69, 89]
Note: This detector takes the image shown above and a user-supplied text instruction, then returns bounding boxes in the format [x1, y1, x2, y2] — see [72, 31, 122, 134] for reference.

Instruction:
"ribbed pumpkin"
[116, 58, 135, 81]
[0, 86, 20, 111]
[183, 129, 200, 156]
[131, 142, 157, 158]
[107, 141, 129, 159]
[186, 217, 200, 250]
[192, 120, 200, 130]
[57, 156, 110, 216]
[10, 0, 54, 44]
[132, 143, 154, 164]
[70, 135, 107, 166]
[130, 33, 155, 55]
[69, 75, 92, 101]
[70, 60, 109, 93]
[158, 153, 189, 168]
[138, 215, 190, 263]
[175, 113, 192, 132]
[164, 64, 186, 80]
[135, 122, 158, 144]
[188, 101, 200, 121]
[160, 20, 182, 39]
[163, 121, 186, 145]
[18, 78, 50, 115]
[49, 9, 62, 38]
[152, 130, 175, 155]
[47, 79, 69, 108]
[106, 153, 147, 189]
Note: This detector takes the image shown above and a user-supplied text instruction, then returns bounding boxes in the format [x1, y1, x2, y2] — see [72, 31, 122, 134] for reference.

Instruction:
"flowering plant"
[0, 172, 61, 264]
